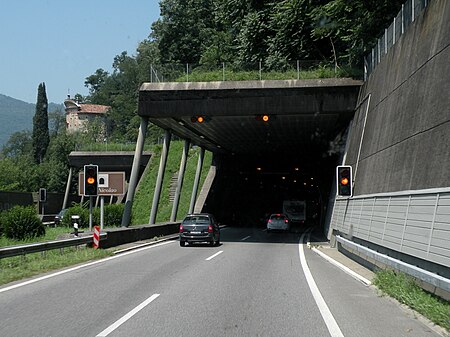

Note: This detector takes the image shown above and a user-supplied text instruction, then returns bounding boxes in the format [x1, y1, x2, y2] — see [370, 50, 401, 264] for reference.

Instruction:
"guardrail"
[0, 233, 107, 259]
[336, 235, 450, 299]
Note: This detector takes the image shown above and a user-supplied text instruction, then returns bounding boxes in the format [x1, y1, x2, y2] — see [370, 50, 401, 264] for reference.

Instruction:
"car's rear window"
[183, 216, 210, 224]
[270, 215, 285, 220]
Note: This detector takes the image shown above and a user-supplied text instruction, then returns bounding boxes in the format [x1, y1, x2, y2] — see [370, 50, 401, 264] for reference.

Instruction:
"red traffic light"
[191, 115, 209, 123]
[336, 165, 352, 197]
[84, 165, 98, 196]
[255, 114, 274, 122]
[340, 177, 349, 186]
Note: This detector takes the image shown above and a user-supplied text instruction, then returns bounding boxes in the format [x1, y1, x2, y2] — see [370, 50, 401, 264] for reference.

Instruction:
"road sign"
[79, 172, 125, 196]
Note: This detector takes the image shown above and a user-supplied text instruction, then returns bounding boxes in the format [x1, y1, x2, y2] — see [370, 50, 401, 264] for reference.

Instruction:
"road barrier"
[0, 233, 107, 259]
[93, 226, 100, 249]
[0, 222, 180, 258]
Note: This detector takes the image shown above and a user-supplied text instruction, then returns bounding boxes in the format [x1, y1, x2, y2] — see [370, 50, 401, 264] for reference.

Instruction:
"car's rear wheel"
[180, 240, 186, 247]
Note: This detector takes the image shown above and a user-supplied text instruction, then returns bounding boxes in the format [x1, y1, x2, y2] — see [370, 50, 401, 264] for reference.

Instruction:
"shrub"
[61, 204, 89, 228]
[92, 204, 124, 228]
[2, 206, 45, 240]
[103, 204, 124, 227]
[61, 203, 124, 229]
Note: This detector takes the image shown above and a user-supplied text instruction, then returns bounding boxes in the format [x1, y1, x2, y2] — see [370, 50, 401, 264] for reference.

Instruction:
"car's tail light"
[208, 225, 213, 233]
[285, 219, 288, 223]
[179, 225, 184, 233]
[268, 219, 272, 223]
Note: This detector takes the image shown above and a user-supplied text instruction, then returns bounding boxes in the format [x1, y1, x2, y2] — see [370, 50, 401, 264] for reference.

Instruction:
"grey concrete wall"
[345, 0, 450, 195]
[330, 0, 450, 279]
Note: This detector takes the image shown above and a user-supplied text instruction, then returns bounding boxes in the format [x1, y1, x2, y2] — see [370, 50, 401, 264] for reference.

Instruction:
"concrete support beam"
[170, 140, 190, 222]
[62, 167, 73, 210]
[121, 117, 148, 227]
[149, 130, 172, 224]
[189, 147, 205, 214]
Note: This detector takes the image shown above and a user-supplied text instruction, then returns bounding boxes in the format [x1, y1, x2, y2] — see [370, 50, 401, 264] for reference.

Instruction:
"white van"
[282, 200, 306, 224]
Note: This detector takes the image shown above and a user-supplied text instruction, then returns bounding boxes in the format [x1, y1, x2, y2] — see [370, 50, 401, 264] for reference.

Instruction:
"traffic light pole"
[89, 196, 93, 231]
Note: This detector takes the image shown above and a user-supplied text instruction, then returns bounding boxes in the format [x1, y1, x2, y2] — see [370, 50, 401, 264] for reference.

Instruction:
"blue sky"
[0, 1, 160, 104]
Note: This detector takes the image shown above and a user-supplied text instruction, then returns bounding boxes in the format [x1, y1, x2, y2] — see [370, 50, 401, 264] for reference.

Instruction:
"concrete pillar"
[62, 167, 73, 210]
[170, 140, 190, 222]
[149, 130, 172, 224]
[189, 147, 205, 214]
[121, 117, 148, 227]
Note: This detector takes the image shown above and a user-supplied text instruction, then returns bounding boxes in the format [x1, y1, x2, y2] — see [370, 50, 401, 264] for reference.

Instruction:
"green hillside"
[131, 140, 212, 225]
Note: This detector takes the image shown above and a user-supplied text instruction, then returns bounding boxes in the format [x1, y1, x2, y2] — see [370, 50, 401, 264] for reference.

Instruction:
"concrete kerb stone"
[111, 233, 179, 255]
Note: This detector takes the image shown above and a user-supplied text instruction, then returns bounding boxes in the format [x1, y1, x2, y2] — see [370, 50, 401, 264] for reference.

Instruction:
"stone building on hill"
[64, 97, 110, 140]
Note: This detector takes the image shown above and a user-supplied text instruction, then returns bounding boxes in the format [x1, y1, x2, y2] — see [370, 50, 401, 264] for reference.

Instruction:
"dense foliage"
[1, 206, 45, 240]
[0, 0, 405, 194]
[149, 0, 404, 67]
[80, 0, 404, 144]
[60, 203, 125, 228]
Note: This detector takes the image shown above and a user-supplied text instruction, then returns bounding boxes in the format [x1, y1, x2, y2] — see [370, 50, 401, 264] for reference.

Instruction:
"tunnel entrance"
[136, 79, 362, 231]
[202, 151, 340, 232]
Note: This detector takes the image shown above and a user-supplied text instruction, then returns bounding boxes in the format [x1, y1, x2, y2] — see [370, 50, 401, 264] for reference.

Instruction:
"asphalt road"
[0, 227, 442, 337]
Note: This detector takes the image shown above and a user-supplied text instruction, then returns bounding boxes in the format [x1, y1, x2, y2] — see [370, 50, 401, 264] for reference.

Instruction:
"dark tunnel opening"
[201, 151, 340, 235]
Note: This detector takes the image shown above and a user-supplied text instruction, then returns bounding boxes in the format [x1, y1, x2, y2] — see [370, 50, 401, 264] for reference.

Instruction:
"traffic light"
[84, 164, 98, 196]
[337, 165, 352, 197]
[39, 188, 46, 202]
[191, 115, 210, 123]
[255, 114, 275, 122]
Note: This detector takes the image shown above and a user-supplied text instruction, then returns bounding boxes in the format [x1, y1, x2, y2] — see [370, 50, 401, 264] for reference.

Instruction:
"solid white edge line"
[205, 250, 223, 261]
[311, 246, 372, 286]
[96, 293, 160, 337]
[299, 233, 345, 337]
[0, 241, 175, 294]
[241, 235, 251, 241]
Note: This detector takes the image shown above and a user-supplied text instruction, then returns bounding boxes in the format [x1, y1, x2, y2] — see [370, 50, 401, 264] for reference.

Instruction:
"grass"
[76, 142, 152, 152]
[131, 141, 212, 225]
[373, 269, 450, 331]
[0, 227, 72, 248]
[0, 227, 112, 285]
[177, 65, 361, 83]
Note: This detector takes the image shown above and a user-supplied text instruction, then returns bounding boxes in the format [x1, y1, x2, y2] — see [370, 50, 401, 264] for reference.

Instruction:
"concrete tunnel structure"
[122, 78, 362, 227]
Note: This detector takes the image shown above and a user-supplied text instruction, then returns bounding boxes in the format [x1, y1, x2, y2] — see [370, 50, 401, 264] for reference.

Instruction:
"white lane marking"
[311, 246, 372, 286]
[205, 250, 223, 261]
[299, 233, 345, 337]
[0, 241, 175, 294]
[241, 235, 251, 241]
[96, 294, 160, 337]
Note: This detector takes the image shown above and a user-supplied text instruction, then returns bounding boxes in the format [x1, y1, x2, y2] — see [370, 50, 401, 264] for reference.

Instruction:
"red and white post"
[93, 226, 100, 249]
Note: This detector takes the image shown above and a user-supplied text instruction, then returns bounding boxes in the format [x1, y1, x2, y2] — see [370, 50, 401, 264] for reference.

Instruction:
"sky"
[0, 0, 161, 104]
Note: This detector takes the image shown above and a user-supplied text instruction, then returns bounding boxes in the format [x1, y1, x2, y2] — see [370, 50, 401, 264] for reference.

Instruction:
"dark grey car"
[179, 213, 220, 247]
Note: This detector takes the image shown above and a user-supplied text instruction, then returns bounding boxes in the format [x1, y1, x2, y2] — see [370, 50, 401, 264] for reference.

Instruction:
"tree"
[310, 0, 404, 66]
[1, 130, 32, 159]
[151, 0, 216, 64]
[266, 0, 318, 69]
[32, 82, 50, 164]
[48, 108, 66, 137]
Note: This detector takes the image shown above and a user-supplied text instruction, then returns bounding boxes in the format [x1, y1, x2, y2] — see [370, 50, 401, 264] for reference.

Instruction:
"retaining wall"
[331, 0, 450, 276]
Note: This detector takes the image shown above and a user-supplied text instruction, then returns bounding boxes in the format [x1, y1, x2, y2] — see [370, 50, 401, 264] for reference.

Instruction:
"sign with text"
[79, 172, 125, 196]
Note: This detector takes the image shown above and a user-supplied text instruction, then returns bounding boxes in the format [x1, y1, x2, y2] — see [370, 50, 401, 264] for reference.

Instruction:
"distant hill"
[0, 94, 63, 147]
